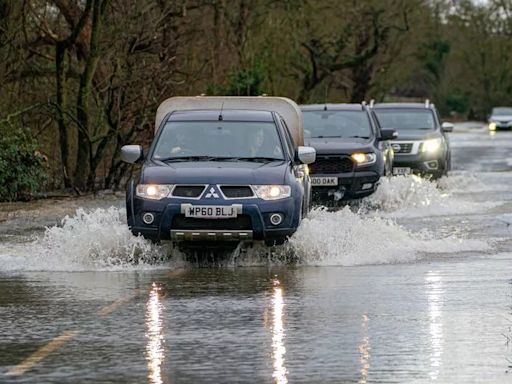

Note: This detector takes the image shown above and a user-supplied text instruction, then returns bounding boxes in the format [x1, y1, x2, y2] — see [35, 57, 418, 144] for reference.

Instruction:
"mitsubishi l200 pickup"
[120, 96, 316, 247]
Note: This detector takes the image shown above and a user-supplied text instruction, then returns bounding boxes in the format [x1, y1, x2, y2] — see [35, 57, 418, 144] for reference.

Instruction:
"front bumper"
[489, 122, 512, 130]
[128, 196, 299, 243]
[393, 151, 447, 174]
[311, 170, 381, 200]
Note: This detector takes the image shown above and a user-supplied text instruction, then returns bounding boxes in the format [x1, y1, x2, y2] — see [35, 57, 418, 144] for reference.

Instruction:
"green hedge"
[0, 123, 47, 201]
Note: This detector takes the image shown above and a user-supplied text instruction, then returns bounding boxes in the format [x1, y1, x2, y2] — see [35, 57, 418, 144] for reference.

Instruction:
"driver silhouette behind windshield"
[247, 128, 283, 158]
[170, 129, 196, 155]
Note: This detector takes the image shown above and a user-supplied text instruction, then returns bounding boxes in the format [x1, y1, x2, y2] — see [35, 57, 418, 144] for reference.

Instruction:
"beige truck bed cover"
[155, 96, 304, 146]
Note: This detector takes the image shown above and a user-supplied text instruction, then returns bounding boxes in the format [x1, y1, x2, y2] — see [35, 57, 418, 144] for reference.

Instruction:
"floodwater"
[1, 122, 512, 383]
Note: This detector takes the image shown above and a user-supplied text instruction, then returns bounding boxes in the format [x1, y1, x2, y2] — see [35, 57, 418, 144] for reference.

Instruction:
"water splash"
[0, 173, 498, 271]
[436, 171, 510, 193]
[0, 207, 172, 271]
[363, 175, 444, 212]
[288, 207, 490, 266]
[363, 174, 500, 218]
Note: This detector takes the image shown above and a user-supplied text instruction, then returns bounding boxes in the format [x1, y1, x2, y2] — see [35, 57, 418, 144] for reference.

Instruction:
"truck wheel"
[301, 199, 309, 219]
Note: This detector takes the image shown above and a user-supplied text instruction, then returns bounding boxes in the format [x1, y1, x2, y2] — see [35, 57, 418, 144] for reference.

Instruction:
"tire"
[301, 198, 309, 219]
[445, 154, 452, 173]
[428, 170, 445, 180]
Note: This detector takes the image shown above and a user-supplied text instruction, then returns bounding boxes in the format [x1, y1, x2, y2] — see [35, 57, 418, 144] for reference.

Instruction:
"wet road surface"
[1, 122, 512, 383]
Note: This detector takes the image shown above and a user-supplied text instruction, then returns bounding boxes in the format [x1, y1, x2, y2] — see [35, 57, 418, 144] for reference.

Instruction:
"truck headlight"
[421, 138, 443, 153]
[351, 153, 376, 166]
[253, 185, 291, 200]
[136, 184, 173, 200]
[489, 122, 497, 131]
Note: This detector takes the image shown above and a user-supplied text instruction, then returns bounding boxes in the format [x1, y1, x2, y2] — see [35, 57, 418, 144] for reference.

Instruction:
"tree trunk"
[350, 64, 373, 103]
[74, 0, 105, 191]
[55, 43, 72, 188]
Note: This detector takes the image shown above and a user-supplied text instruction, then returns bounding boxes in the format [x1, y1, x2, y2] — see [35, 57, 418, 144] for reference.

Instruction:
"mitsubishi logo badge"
[205, 187, 220, 199]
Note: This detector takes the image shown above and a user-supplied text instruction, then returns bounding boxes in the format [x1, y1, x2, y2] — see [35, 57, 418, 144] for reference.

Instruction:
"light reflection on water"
[358, 314, 371, 384]
[426, 271, 444, 381]
[272, 278, 288, 384]
[146, 283, 165, 384]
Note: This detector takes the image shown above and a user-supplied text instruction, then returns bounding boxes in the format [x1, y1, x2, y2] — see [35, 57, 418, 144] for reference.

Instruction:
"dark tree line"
[1, 0, 512, 199]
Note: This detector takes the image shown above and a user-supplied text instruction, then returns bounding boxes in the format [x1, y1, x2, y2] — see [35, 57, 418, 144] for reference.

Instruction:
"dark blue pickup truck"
[121, 97, 315, 248]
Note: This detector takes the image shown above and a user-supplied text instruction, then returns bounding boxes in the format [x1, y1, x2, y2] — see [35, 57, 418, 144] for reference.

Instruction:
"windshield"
[152, 121, 285, 160]
[492, 107, 512, 116]
[302, 110, 372, 138]
[374, 109, 436, 131]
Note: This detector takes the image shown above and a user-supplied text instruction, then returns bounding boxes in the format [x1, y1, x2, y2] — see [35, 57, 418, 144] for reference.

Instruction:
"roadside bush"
[0, 123, 48, 201]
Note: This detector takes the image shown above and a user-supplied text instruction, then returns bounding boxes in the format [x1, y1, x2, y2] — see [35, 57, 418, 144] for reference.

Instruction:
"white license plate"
[311, 177, 338, 186]
[393, 167, 412, 176]
[184, 205, 238, 219]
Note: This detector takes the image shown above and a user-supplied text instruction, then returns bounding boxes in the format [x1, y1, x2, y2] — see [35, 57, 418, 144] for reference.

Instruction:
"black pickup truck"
[301, 103, 396, 202]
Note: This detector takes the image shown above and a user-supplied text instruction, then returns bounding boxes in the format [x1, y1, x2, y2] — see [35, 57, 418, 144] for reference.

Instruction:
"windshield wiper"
[155, 156, 283, 163]
[156, 155, 218, 162]
[231, 157, 284, 162]
[314, 135, 343, 138]
[347, 135, 370, 139]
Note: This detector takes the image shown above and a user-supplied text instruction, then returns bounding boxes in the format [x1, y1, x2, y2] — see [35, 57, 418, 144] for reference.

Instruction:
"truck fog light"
[270, 213, 283, 226]
[362, 183, 373, 190]
[426, 161, 439, 170]
[142, 212, 155, 225]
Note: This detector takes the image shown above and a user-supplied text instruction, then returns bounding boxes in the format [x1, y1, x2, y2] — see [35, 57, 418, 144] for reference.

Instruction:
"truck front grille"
[310, 156, 354, 174]
[220, 186, 254, 198]
[172, 185, 206, 198]
[394, 143, 413, 154]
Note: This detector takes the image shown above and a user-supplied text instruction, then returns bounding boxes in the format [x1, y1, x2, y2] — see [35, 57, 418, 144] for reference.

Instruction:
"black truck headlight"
[253, 185, 291, 200]
[351, 153, 376, 166]
[136, 184, 173, 200]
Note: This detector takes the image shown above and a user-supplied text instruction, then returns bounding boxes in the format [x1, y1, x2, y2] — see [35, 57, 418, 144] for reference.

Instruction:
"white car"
[488, 107, 512, 131]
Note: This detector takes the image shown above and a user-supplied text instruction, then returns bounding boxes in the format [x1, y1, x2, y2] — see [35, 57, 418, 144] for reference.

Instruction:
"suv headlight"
[136, 184, 173, 200]
[253, 185, 291, 200]
[351, 153, 376, 166]
[489, 122, 497, 131]
[420, 138, 443, 153]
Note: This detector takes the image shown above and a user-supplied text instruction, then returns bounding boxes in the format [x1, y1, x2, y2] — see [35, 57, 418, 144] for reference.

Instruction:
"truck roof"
[167, 110, 275, 122]
[156, 96, 304, 146]
[300, 103, 364, 111]
[373, 103, 433, 109]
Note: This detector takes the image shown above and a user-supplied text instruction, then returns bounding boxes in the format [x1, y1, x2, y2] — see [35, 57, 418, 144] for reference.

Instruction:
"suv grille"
[220, 186, 254, 198]
[171, 215, 252, 230]
[310, 156, 354, 174]
[172, 185, 205, 198]
[394, 143, 413, 154]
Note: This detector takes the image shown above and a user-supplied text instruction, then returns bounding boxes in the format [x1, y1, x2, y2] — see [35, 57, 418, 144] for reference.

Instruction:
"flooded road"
[1, 123, 512, 383]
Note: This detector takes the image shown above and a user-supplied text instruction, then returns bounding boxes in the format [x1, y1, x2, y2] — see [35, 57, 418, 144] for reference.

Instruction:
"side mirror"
[296, 146, 316, 165]
[121, 145, 143, 164]
[379, 129, 398, 141]
[441, 122, 454, 133]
